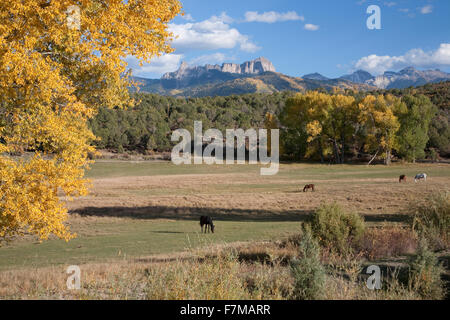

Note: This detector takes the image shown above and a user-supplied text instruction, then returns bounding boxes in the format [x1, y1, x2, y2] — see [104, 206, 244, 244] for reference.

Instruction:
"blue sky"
[127, 0, 450, 79]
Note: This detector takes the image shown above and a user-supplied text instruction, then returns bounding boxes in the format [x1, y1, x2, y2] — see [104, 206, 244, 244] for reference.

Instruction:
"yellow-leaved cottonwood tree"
[281, 91, 406, 165]
[358, 94, 405, 165]
[282, 91, 357, 164]
[0, 0, 182, 242]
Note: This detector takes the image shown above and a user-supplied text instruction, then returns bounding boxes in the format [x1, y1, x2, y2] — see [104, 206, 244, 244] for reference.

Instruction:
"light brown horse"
[303, 184, 315, 192]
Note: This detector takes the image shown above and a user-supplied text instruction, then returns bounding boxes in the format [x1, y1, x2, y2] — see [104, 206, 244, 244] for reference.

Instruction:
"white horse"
[414, 173, 427, 183]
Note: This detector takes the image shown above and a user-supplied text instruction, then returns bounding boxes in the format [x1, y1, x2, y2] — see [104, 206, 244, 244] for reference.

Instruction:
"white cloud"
[168, 13, 260, 53]
[420, 5, 433, 14]
[354, 43, 450, 74]
[433, 43, 450, 64]
[304, 24, 319, 31]
[244, 11, 304, 23]
[181, 13, 194, 21]
[240, 41, 261, 53]
[213, 12, 234, 24]
[125, 54, 183, 77]
[125, 13, 261, 77]
[189, 53, 231, 66]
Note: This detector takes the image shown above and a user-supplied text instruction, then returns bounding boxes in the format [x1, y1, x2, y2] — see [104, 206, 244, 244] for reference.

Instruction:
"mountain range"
[337, 67, 450, 89]
[162, 57, 276, 82]
[132, 57, 450, 97]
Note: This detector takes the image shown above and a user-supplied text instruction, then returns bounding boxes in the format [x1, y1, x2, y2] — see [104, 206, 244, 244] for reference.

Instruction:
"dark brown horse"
[200, 216, 215, 233]
[399, 175, 407, 183]
[303, 184, 315, 192]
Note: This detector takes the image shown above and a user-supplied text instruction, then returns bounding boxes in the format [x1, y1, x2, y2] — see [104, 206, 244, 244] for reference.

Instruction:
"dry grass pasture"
[0, 161, 449, 299]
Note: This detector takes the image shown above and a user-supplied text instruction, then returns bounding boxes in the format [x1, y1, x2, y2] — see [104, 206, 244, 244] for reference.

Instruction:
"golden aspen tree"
[358, 94, 403, 165]
[328, 94, 357, 164]
[282, 91, 356, 163]
[302, 92, 333, 161]
[282, 91, 332, 162]
[0, 0, 181, 242]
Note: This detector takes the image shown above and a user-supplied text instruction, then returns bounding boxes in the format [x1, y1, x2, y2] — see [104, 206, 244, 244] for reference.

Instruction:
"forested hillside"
[382, 81, 450, 157]
[89, 81, 450, 160]
[89, 92, 292, 153]
[132, 72, 374, 97]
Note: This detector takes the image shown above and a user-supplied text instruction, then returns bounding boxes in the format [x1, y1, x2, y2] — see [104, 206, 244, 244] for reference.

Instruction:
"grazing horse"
[414, 173, 427, 183]
[303, 184, 315, 192]
[200, 216, 215, 234]
[399, 175, 407, 183]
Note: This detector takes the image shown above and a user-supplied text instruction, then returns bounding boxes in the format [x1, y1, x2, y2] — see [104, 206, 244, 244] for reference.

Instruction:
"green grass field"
[85, 160, 262, 178]
[1, 161, 449, 271]
[0, 220, 301, 270]
[88, 160, 450, 180]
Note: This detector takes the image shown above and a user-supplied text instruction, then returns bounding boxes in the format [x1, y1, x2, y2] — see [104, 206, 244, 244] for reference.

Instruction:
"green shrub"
[411, 192, 450, 250]
[289, 227, 326, 300]
[408, 238, 445, 300]
[308, 203, 366, 255]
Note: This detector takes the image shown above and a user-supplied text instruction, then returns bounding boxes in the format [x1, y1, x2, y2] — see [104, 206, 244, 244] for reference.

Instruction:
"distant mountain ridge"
[339, 67, 450, 89]
[157, 57, 277, 91]
[132, 57, 373, 97]
[339, 70, 374, 84]
[132, 57, 450, 97]
[162, 57, 276, 81]
[302, 73, 329, 81]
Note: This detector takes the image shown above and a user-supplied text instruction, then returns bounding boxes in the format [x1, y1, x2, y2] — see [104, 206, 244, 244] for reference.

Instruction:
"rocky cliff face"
[162, 57, 276, 80]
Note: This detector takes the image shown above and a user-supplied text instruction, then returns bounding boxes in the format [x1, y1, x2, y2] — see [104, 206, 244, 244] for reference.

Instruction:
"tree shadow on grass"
[71, 205, 311, 222]
[70, 205, 411, 224]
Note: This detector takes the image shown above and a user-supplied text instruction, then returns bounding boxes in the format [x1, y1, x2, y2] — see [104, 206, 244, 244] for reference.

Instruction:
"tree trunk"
[333, 140, 340, 164]
[385, 149, 391, 166]
[368, 149, 380, 166]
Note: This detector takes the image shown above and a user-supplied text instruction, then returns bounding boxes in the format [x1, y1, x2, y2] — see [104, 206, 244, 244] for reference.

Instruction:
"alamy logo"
[66, 265, 81, 290]
[366, 265, 382, 290]
[171, 121, 279, 175]
[367, 5, 381, 30]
